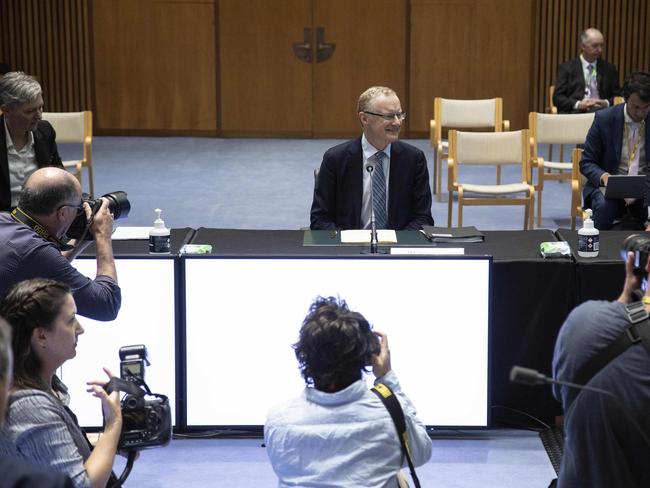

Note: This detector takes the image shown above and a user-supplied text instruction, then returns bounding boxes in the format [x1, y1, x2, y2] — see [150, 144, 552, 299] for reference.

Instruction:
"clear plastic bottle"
[149, 208, 171, 254]
[578, 208, 599, 258]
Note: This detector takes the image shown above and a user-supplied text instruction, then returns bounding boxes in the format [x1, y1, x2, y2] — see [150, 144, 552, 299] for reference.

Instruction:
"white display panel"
[185, 257, 490, 427]
[60, 258, 176, 427]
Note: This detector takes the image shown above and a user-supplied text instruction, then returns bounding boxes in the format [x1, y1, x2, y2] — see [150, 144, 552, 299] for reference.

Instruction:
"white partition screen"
[61, 258, 177, 428]
[185, 256, 490, 428]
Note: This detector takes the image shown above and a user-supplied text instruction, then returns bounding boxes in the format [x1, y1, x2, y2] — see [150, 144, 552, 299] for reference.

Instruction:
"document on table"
[340, 229, 397, 243]
[112, 226, 151, 240]
[390, 247, 465, 255]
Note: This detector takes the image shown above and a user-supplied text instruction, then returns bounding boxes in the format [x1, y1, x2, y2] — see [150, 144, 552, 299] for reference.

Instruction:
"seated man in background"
[580, 71, 650, 230]
[265, 296, 432, 487]
[552, 239, 650, 487]
[1, 71, 63, 211]
[0, 167, 121, 321]
[0, 316, 74, 488]
[553, 28, 620, 114]
[310, 86, 434, 230]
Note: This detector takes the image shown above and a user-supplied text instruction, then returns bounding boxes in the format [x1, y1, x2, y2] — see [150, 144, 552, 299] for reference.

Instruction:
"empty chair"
[447, 129, 534, 229]
[42, 111, 94, 195]
[529, 112, 594, 226]
[430, 97, 509, 199]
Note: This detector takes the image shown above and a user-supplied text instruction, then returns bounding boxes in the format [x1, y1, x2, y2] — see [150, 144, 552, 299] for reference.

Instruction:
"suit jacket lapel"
[613, 105, 624, 164]
[573, 58, 586, 93]
[387, 142, 401, 226]
[349, 138, 364, 227]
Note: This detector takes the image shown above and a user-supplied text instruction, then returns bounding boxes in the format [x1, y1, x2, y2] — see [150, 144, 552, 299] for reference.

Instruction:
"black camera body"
[621, 234, 650, 279]
[67, 191, 131, 240]
[110, 345, 172, 451]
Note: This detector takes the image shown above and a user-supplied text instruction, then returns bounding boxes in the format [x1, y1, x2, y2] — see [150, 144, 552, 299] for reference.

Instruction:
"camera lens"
[102, 191, 131, 220]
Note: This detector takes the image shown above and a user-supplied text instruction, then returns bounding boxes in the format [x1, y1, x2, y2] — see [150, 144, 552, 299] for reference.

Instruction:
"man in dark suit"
[553, 28, 620, 114]
[0, 317, 74, 488]
[310, 86, 434, 230]
[580, 72, 650, 230]
[0, 71, 63, 211]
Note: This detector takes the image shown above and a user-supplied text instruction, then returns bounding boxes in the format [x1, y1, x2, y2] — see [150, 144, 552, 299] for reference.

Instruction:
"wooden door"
[92, 0, 218, 134]
[312, 0, 407, 138]
[218, 0, 312, 137]
[409, 0, 535, 133]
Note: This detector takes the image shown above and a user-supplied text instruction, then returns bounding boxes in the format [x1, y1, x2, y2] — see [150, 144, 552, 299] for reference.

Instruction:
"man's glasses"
[57, 203, 85, 215]
[363, 110, 407, 121]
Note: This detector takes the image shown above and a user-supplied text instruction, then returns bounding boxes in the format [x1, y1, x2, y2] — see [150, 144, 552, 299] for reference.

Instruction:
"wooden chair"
[42, 111, 94, 195]
[529, 111, 595, 227]
[430, 97, 509, 200]
[571, 147, 586, 230]
[447, 129, 534, 229]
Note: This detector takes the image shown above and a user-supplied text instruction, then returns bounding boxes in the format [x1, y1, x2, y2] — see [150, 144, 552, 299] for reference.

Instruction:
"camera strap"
[371, 383, 421, 488]
[104, 377, 147, 397]
[567, 301, 650, 410]
[11, 207, 74, 251]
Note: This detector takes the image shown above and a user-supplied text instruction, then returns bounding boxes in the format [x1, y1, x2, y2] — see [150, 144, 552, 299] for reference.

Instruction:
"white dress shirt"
[5, 122, 37, 207]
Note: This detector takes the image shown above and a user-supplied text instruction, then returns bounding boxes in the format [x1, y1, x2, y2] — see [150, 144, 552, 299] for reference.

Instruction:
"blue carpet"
[59, 137, 576, 231]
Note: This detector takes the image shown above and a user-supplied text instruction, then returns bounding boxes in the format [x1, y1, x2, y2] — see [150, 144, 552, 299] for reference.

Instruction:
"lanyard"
[625, 121, 645, 166]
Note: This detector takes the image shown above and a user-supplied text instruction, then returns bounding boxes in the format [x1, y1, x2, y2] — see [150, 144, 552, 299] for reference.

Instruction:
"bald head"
[580, 28, 604, 63]
[19, 168, 81, 217]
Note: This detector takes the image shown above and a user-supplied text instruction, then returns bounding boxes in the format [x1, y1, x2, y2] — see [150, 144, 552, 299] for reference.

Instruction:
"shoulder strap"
[371, 383, 421, 488]
[567, 301, 650, 410]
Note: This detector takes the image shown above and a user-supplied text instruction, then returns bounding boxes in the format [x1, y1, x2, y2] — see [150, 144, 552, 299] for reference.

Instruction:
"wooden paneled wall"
[2, 1, 649, 135]
[534, 0, 650, 113]
[0, 0, 92, 111]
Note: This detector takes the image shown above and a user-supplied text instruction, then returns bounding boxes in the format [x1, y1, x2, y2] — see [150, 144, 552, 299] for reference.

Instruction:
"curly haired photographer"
[0, 279, 122, 488]
[264, 296, 432, 487]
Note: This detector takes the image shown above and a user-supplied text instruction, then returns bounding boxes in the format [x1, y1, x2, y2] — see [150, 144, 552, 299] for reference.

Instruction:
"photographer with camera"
[0, 316, 76, 488]
[0, 167, 121, 321]
[0, 279, 122, 488]
[552, 236, 650, 487]
[264, 296, 432, 487]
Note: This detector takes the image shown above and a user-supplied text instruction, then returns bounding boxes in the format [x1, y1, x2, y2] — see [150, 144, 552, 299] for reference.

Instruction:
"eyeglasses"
[363, 110, 407, 121]
[57, 203, 85, 215]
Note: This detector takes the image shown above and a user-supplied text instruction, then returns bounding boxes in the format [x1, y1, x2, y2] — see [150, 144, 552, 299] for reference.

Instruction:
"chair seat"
[543, 161, 572, 171]
[461, 182, 530, 195]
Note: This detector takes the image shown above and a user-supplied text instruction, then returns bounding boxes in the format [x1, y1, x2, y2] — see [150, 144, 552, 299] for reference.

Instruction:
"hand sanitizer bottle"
[149, 208, 171, 254]
[578, 209, 599, 258]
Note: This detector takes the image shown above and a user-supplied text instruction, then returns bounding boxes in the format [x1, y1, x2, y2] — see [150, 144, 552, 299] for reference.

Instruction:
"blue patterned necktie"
[371, 151, 387, 229]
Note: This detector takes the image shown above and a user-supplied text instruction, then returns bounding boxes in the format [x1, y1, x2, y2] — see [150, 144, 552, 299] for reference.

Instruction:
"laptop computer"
[601, 175, 647, 199]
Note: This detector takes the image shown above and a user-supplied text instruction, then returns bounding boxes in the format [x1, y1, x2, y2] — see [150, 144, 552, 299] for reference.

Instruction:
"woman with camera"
[0, 279, 122, 488]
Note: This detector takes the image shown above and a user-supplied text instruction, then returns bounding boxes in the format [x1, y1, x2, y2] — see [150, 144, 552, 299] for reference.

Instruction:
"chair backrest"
[529, 112, 595, 147]
[548, 85, 557, 114]
[42, 111, 91, 143]
[451, 129, 528, 167]
[436, 97, 502, 128]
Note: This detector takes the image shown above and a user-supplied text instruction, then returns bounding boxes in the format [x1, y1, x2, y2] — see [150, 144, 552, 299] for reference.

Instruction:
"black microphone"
[366, 164, 379, 254]
[509, 366, 612, 396]
[510, 365, 650, 449]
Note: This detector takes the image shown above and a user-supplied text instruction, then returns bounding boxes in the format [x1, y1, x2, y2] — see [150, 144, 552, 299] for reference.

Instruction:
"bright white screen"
[61, 258, 176, 427]
[185, 257, 490, 427]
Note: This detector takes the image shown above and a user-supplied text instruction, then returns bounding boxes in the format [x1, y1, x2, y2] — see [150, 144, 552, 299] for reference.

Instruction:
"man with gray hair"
[310, 86, 434, 230]
[0, 317, 74, 487]
[553, 28, 621, 114]
[0, 71, 63, 211]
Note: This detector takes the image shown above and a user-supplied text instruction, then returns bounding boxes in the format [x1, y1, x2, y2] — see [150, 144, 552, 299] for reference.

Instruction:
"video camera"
[104, 345, 172, 451]
[66, 191, 131, 240]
